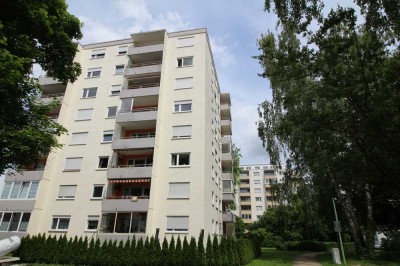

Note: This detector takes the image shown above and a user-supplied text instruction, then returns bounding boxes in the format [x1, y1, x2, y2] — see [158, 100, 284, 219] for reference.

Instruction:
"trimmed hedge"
[14, 233, 259, 265]
[276, 241, 327, 251]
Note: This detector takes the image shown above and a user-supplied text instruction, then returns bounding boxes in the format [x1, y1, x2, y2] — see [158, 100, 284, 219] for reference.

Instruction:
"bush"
[285, 241, 327, 252]
[381, 231, 400, 261]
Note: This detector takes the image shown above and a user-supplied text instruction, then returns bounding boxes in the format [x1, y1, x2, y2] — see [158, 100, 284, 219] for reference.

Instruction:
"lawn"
[316, 251, 399, 266]
[246, 247, 303, 266]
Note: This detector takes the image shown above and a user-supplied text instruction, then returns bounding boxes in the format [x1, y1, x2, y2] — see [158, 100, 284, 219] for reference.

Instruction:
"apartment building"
[0, 28, 235, 242]
[239, 164, 282, 224]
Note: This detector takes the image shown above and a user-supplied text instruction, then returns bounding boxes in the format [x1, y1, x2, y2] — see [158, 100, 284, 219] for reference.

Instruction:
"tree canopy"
[256, 0, 400, 256]
[0, 0, 82, 173]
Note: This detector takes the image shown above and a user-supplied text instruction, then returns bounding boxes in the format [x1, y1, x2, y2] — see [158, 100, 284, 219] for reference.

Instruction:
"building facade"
[238, 164, 282, 224]
[0, 29, 235, 242]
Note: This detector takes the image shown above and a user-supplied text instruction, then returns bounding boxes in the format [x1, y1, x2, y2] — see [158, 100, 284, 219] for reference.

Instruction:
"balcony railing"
[127, 83, 160, 90]
[120, 107, 158, 114]
[105, 195, 149, 200]
[128, 61, 162, 68]
[40, 92, 65, 99]
[112, 163, 153, 168]
[133, 41, 164, 47]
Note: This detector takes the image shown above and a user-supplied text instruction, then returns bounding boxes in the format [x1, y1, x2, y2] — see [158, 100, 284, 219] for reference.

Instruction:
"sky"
[66, 0, 278, 165]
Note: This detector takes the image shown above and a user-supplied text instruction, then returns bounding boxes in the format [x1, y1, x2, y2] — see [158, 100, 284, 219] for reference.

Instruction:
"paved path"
[293, 252, 323, 266]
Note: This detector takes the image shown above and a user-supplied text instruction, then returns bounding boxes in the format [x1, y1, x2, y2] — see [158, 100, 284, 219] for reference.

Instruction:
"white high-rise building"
[0, 29, 235, 242]
[239, 164, 282, 224]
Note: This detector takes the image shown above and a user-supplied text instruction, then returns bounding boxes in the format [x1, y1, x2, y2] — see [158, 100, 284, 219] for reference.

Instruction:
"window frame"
[57, 185, 77, 200]
[110, 85, 121, 96]
[86, 215, 100, 231]
[0, 212, 31, 232]
[177, 56, 193, 67]
[118, 46, 128, 55]
[91, 185, 104, 199]
[91, 49, 105, 59]
[82, 87, 98, 98]
[115, 65, 125, 75]
[86, 68, 101, 78]
[76, 108, 93, 121]
[64, 157, 83, 172]
[107, 106, 118, 118]
[168, 182, 190, 199]
[51, 216, 70, 231]
[175, 77, 193, 90]
[102, 131, 114, 143]
[172, 125, 192, 139]
[174, 100, 192, 113]
[70, 132, 89, 146]
[98, 156, 109, 169]
[177, 36, 194, 47]
[166, 216, 189, 233]
[170, 153, 190, 167]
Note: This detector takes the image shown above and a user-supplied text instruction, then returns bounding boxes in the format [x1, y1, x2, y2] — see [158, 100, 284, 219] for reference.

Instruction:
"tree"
[257, 0, 400, 256]
[0, 0, 82, 173]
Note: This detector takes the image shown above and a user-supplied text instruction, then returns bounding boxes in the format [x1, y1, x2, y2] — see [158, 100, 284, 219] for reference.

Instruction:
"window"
[254, 180, 260, 185]
[0, 181, 39, 199]
[254, 172, 260, 176]
[87, 216, 99, 230]
[241, 214, 252, 219]
[171, 153, 190, 166]
[166, 216, 189, 232]
[111, 85, 121, 96]
[91, 49, 105, 59]
[76, 109, 93, 121]
[98, 157, 109, 169]
[0, 212, 31, 232]
[120, 98, 133, 112]
[115, 65, 124, 74]
[86, 68, 101, 78]
[174, 100, 192, 112]
[255, 197, 262, 202]
[92, 185, 104, 199]
[168, 183, 190, 199]
[82, 87, 97, 98]
[177, 36, 194, 47]
[70, 132, 88, 145]
[175, 77, 193, 89]
[172, 125, 192, 139]
[177, 57, 193, 67]
[107, 106, 118, 118]
[256, 206, 263, 211]
[64, 157, 83, 171]
[255, 188, 261, 194]
[51, 216, 70, 230]
[102, 131, 113, 143]
[57, 185, 77, 199]
[118, 46, 128, 55]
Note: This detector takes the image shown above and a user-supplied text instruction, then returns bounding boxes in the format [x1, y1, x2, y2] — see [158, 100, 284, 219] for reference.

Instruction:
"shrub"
[381, 231, 400, 261]
[285, 241, 327, 252]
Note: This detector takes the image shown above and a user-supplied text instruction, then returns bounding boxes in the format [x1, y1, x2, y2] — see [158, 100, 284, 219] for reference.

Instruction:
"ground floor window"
[0, 212, 31, 232]
[51, 216, 70, 231]
[100, 212, 146, 234]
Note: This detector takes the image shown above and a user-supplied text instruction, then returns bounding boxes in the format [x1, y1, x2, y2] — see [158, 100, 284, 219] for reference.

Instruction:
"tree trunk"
[364, 183, 376, 256]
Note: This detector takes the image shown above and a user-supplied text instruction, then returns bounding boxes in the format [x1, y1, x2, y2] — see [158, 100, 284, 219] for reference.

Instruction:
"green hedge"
[14, 233, 259, 265]
[276, 241, 327, 252]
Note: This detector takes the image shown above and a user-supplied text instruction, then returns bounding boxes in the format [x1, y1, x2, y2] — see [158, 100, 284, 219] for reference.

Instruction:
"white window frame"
[102, 131, 113, 143]
[168, 182, 190, 199]
[82, 87, 97, 98]
[172, 125, 192, 139]
[177, 36, 194, 47]
[64, 157, 83, 171]
[76, 108, 93, 121]
[91, 49, 105, 59]
[110, 85, 121, 96]
[51, 216, 70, 231]
[170, 153, 190, 167]
[166, 216, 189, 233]
[91, 185, 104, 199]
[86, 215, 100, 231]
[0, 181, 39, 200]
[70, 132, 88, 145]
[177, 56, 193, 67]
[255, 188, 261, 194]
[98, 156, 109, 169]
[118, 46, 128, 55]
[107, 106, 118, 118]
[175, 77, 193, 90]
[254, 180, 261, 185]
[255, 197, 262, 202]
[0, 212, 31, 232]
[174, 100, 192, 113]
[57, 185, 77, 199]
[115, 65, 124, 75]
[86, 68, 101, 78]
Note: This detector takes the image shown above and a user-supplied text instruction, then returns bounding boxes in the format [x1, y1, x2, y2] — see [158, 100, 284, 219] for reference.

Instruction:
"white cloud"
[231, 98, 269, 165]
[210, 37, 236, 68]
[79, 16, 126, 43]
[148, 11, 190, 32]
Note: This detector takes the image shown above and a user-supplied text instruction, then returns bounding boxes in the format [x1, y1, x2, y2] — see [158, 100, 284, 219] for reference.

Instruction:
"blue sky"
[66, 0, 277, 164]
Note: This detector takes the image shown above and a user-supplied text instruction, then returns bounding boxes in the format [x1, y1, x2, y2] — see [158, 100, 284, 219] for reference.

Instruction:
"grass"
[246, 247, 303, 266]
[316, 251, 399, 266]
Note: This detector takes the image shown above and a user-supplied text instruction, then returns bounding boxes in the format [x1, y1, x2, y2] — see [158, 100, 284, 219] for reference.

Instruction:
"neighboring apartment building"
[238, 164, 282, 224]
[0, 28, 235, 242]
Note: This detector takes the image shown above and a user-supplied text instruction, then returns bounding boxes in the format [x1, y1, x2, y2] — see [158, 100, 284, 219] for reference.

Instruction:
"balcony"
[221, 103, 231, 121]
[124, 61, 162, 79]
[102, 197, 149, 212]
[222, 192, 235, 203]
[222, 171, 233, 181]
[6, 170, 44, 181]
[112, 137, 155, 151]
[221, 120, 232, 135]
[38, 77, 66, 94]
[127, 42, 163, 63]
[107, 165, 152, 179]
[222, 212, 236, 223]
[39, 92, 65, 105]
[120, 84, 160, 99]
[222, 152, 232, 162]
[116, 107, 158, 124]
